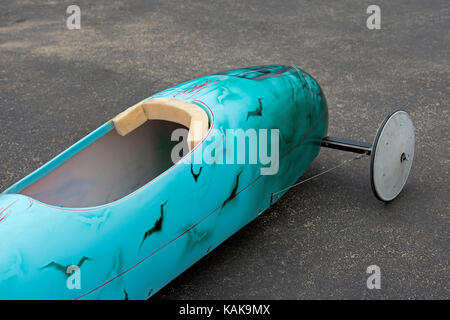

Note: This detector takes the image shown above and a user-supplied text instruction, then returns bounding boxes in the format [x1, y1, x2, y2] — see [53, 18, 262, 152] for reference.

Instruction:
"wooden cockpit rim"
[112, 97, 209, 150]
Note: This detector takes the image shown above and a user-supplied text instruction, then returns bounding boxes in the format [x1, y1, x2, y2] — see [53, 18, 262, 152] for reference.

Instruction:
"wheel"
[370, 110, 415, 202]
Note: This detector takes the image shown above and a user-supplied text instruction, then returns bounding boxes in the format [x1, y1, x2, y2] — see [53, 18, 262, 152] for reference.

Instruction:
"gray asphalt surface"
[0, 0, 448, 299]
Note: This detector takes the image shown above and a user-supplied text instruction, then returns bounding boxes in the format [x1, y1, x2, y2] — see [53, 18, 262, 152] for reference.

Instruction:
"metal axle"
[321, 136, 372, 155]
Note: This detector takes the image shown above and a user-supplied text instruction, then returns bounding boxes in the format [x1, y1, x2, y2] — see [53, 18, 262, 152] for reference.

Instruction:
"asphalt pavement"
[0, 0, 448, 299]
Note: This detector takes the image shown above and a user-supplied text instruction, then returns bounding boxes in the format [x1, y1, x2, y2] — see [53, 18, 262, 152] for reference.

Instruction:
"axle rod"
[321, 136, 372, 155]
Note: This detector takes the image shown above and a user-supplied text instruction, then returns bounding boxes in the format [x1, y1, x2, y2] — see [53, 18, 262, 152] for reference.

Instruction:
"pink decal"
[0, 200, 18, 223]
[173, 79, 220, 99]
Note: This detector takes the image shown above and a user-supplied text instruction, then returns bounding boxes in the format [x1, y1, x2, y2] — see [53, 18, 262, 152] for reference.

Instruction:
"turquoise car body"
[0, 65, 328, 299]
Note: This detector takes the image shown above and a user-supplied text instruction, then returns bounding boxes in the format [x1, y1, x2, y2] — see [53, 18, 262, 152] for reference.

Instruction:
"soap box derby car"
[0, 65, 414, 299]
